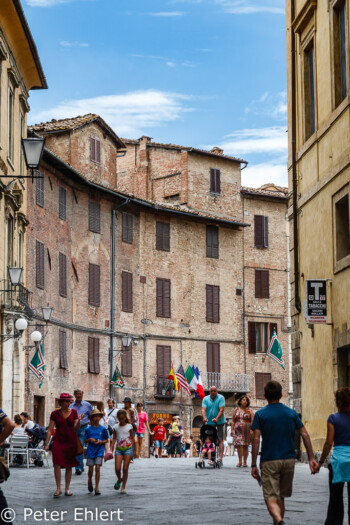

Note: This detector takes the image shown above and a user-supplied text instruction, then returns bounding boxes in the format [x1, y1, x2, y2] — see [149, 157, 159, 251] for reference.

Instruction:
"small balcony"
[154, 377, 176, 399]
[201, 372, 249, 393]
[0, 280, 34, 317]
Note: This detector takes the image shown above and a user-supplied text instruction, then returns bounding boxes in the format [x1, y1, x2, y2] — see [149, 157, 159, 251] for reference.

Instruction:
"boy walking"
[153, 417, 166, 458]
[84, 409, 109, 495]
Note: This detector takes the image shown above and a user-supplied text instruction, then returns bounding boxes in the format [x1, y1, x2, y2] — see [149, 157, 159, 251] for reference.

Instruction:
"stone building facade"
[286, 0, 350, 453]
[0, 0, 46, 417]
[28, 115, 290, 454]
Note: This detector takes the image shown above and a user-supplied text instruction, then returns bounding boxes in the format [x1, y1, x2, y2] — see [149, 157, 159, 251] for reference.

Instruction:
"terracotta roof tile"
[30, 114, 99, 133]
[241, 184, 288, 199]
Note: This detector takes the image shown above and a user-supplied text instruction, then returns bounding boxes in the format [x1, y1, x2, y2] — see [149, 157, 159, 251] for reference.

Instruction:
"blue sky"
[23, 0, 287, 188]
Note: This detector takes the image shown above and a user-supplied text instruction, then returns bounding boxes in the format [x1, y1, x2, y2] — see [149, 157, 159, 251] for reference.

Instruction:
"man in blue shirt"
[70, 389, 92, 474]
[251, 380, 317, 525]
[201, 386, 226, 464]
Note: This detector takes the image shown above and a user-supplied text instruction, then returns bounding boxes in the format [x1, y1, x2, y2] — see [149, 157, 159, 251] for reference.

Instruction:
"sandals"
[114, 480, 122, 490]
[95, 490, 101, 496]
[236, 463, 242, 468]
[120, 489, 126, 494]
[53, 490, 62, 498]
[65, 491, 73, 496]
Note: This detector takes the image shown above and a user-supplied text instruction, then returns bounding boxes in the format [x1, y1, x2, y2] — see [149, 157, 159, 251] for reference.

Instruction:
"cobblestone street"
[5, 456, 335, 525]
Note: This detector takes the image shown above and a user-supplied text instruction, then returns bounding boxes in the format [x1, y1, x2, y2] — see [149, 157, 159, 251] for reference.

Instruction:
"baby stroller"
[195, 424, 222, 469]
[26, 426, 48, 467]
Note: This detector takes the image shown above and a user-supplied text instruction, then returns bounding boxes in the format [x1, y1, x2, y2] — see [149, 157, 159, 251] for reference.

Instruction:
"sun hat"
[90, 408, 104, 419]
[58, 393, 73, 400]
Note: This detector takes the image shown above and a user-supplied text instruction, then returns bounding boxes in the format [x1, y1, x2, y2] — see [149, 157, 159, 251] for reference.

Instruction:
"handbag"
[76, 434, 84, 456]
[0, 457, 10, 483]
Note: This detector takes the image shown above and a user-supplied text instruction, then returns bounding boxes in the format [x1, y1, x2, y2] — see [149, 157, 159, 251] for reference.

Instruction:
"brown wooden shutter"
[89, 263, 100, 306]
[164, 346, 171, 377]
[262, 270, 269, 298]
[122, 212, 133, 244]
[59, 253, 67, 298]
[254, 215, 264, 247]
[207, 342, 220, 373]
[88, 336, 95, 372]
[264, 216, 269, 247]
[59, 330, 68, 369]
[36, 174, 44, 207]
[156, 222, 170, 251]
[122, 271, 133, 313]
[90, 137, 95, 161]
[213, 286, 220, 322]
[210, 169, 215, 193]
[89, 201, 101, 233]
[255, 270, 262, 298]
[206, 226, 219, 258]
[248, 321, 256, 354]
[96, 139, 101, 163]
[206, 285, 219, 323]
[156, 345, 171, 378]
[59, 186, 66, 221]
[36, 240, 44, 289]
[206, 285, 213, 322]
[156, 279, 163, 317]
[164, 279, 171, 317]
[122, 345, 132, 377]
[216, 169, 221, 194]
[94, 338, 100, 374]
[255, 372, 271, 399]
[156, 278, 171, 318]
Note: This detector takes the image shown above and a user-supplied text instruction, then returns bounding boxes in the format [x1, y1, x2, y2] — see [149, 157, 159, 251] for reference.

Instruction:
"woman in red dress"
[45, 393, 82, 497]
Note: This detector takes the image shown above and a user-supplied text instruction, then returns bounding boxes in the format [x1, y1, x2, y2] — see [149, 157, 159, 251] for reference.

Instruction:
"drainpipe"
[291, 0, 301, 314]
[110, 198, 130, 398]
[143, 337, 147, 408]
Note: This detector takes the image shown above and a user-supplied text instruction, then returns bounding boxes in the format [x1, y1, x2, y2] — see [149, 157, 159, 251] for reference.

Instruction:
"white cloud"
[29, 89, 194, 137]
[60, 41, 89, 48]
[26, 0, 73, 6]
[149, 11, 184, 16]
[242, 161, 287, 188]
[245, 91, 287, 120]
[129, 54, 196, 69]
[166, 62, 177, 67]
[221, 126, 287, 155]
[215, 0, 284, 14]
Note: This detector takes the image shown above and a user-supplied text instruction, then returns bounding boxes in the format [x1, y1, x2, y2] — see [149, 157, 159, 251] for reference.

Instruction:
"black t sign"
[305, 279, 327, 324]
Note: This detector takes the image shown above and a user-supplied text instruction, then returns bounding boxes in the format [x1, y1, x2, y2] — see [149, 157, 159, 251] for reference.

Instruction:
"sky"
[22, 0, 288, 188]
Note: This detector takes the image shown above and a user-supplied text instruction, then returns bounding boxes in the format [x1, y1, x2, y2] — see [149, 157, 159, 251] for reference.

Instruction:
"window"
[59, 253, 67, 298]
[254, 215, 269, 248]
[255, 270, 269, 298]
[36, 174, 44, 207]
[90, 137, 101, 163]
[156, 221, 170, 251]
[248, 322, 277, 354]
[210, 168, 221, 194]
[206, 284, 220, 323]
[335, 194, 350, 261]
[6, 215, 14, 267]
[206, 226, 219, 258]
[122, 271, 133, 313]
[89, 200, 100, 233]
[207, 342, 220, 373]
[8, 86, 14, 162]
[255, 372, 272, 399]
[121, 345, 132, 377]
[59, 186, 66, 221]
[156, 345, 171, 379]
[59, 330, 68, 369]
[88, 337, 100, 374]
[304, 41, 316, 139]
[19, 111, 25, 175]
[122, 212, 133, 244]
[89, 263, 100, 307]
[333, 1, 348, 107]
[156, 278, 171, 318]
[36, 240, 45, 289]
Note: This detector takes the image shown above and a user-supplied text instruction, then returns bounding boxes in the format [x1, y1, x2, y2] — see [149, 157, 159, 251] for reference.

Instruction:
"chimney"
[211, 146, 224, 155]
[139, 136, 152, 146]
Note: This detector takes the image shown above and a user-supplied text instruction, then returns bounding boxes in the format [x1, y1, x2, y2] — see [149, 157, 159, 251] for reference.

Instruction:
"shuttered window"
[206, 226, 219, 258]
[255, 372, 272, 399]
[122, 271, 133, 313]
[59, 330, 68, 369]
[248, 322, 277, 353]
[89, 200, 100, 233]
[122, 212, 133, 244]
[156, 221, 170, 251]
[36, 174, 44, 207]
[90, 137, 101, 163]
[156, 345, 171, 378]
[210, 168, 221, 194]
[156, 278, 171, 318]
[88, 336, 100, 374]
[121, 345, 132, 377]
[206, 284, 220, 323]
[255, 270, 269, 298]
[59, 253, 67, 298]
[89, 263, 100, 307]
[207, 342, 220, 372]
[59, 186, 66, 221]
[254, 215, 269, 248]
[36, 240, 44, 290]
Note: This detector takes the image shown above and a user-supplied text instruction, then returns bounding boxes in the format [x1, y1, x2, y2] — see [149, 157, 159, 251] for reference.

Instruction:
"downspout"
[291, 0, 301, 313]
[110, 197, 130, 398]
[143, 337, 147, 408]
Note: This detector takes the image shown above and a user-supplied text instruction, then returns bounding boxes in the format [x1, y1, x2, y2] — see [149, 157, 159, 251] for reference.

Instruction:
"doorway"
[33, 396, 45, 426]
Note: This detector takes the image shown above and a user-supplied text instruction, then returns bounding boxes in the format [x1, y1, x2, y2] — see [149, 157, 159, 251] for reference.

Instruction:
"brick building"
[27, 115, 290, 454]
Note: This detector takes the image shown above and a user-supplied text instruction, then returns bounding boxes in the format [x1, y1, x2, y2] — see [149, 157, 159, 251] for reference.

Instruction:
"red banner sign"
[149, 413, 173, 425]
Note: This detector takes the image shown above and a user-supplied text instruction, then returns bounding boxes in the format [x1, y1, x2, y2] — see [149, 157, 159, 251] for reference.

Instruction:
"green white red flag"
[267, 330, 285, 370]
[28, 343, 45, 388]
[111, 365, 125, 388]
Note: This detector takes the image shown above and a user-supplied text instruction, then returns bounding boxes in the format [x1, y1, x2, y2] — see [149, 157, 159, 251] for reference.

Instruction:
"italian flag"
[185, 365, 205, 399]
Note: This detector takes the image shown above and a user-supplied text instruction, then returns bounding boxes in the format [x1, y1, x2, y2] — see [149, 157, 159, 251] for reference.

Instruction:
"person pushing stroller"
[201, 385, 226, 466]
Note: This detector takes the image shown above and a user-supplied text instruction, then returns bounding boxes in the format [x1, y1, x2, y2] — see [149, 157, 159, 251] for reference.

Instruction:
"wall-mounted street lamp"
[2, 136, 45, 181]
[42, 306, 53, 323]
[8, 267, 23, 286]
[122, 335, 132, 348]
[30, 331, 42, 344]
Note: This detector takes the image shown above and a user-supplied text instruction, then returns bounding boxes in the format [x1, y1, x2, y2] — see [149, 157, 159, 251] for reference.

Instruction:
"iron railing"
[154, 377, 176, 399]
[0, 279, 34, 317]
[201, 372, 249, 393]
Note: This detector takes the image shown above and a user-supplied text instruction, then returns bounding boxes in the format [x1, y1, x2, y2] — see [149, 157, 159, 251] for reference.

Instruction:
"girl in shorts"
[110, 409, 135, 494]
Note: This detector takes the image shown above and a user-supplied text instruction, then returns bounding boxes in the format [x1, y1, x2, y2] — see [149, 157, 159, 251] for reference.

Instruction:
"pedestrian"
[223, 439, 228, 457]
[202, 385, 226, 466]
[251, 380, 317, 525]
[44, 393, 83, 497]
[316, 386, 350, 525]
[111, 409, 135, 494]
[184, 435, 193, 458]
[20, 412, 35, 430]
[232, 395, 255, 467]
[12, 414, 26, 435]
[105, 399, 118, 447]
[0, 408, 15, 523]
[70, 389, 92, 475]
[96, 402, 108, 429]
[123, 397, 138, 462]
[226, 420, 235, 456]
[84, 409, 109, 496]
[153, 417, 166, 458]
[135, 402, 151, 458]
[167, 416, 183, 458]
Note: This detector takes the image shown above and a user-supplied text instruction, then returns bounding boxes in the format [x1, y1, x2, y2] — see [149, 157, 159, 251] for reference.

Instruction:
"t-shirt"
[113, 423, 133, 450]
[328, 412, 350, 447]
[84, 425, 109, 458]
[105, 407, 118, 428]
[251, 403, 303, 462]
[154, 425, 166, 442]
[168, 424, 183, 440]
[26, 420, 35, 430]
[202, 394, 226, 425]
[137, 412, 148, 433]
[13, 427, 26, 435]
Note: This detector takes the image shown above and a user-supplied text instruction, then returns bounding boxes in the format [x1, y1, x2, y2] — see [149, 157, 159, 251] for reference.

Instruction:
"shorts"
[115, 447, 134, 457]
[261, 459, 296, 501]
[154, 440, 164, 449]
[203, 443, 215, 453]
[135, 432, 144, 438]
[86, 457, 103, 466]
[216, 424, 224, 441]
[168, 439, 182, 455]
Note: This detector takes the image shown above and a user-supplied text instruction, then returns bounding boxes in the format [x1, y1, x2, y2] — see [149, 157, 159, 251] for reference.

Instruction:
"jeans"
[0, 487, 11, 525]
[325, 464, 350, 525]
[76, 424, 88, 471]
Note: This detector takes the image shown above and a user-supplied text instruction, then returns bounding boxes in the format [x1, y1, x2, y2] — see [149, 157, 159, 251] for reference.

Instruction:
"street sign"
[305, 279, 328, 324]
